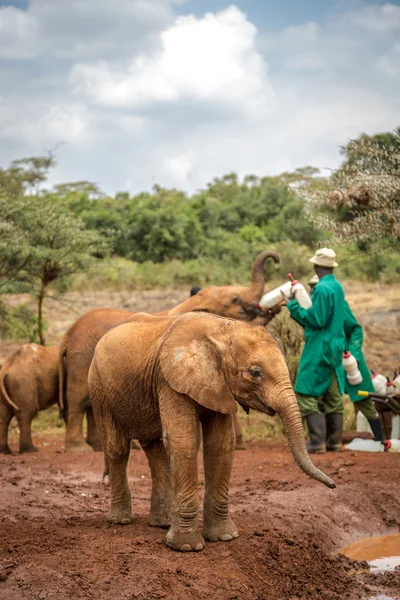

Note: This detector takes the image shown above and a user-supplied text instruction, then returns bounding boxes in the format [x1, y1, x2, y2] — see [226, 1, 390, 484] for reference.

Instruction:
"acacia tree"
[310, 129, 400, 245]
[0, 156, 109, 344]
[0, 192, 32, 291]
[19, 196, 109, 343]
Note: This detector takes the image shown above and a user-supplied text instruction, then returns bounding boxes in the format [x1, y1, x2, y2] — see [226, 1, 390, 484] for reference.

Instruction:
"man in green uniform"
[307, 274, 384, 444]
[285, 248, 384, 452]
[285, 248, 346, 453]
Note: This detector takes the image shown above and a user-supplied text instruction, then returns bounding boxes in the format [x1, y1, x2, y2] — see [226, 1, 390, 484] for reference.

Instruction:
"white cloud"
[0, 0, 177, 59]
[0, 6, 39, 59]
[346, 3, 400, 32]
[0, 2, 399, 193]
[162, 152, 193, 186]
[0, 100, 88, 146]
[70, 6, 275, 119]
[377, 41, 400, 76]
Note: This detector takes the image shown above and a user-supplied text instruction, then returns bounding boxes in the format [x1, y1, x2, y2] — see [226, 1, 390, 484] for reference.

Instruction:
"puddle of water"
[341, 533, 400, 573]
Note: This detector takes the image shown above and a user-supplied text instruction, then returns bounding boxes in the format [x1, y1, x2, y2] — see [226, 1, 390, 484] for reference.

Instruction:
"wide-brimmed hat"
[308, 274, 320, 286]
[309, 248, 339, 268]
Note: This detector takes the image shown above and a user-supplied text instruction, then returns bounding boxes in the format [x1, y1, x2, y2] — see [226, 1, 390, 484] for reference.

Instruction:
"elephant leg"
[85, 407, 102, 451]
[159, 389, 204, 552]
[107, 448, 133, 525]
[141, 438, 171, 528]
[0, 403, 13, 454]
[65, 374, 92, 451]
[233, 412, 245, 450]
[201, 412, 238, 542]
[17, 411, 38, 453]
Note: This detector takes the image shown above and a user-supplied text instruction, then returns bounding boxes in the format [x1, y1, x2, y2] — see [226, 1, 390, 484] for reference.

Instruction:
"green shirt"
[343, 301, 374, 401]
[287, 274, 346, 397]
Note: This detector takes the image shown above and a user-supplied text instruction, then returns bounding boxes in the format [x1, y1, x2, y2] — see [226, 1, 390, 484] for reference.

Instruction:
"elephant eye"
[249, 367, 262, 378]
[231, 296, 240, 305]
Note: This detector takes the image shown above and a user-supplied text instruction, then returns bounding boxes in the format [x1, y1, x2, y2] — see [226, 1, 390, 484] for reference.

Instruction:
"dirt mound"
[1, 436, 400, 600]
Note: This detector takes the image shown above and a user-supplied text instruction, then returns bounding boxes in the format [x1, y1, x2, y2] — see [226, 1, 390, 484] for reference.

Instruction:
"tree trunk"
[38, 282, 46, 346]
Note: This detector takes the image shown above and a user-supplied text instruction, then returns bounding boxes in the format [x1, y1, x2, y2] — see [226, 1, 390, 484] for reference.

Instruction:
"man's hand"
[280, 288, 294, 305]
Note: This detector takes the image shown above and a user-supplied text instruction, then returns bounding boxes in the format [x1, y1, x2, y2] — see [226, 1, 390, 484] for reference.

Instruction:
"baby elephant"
[88, 313, 335, 553]
[0, 344, 59, 453]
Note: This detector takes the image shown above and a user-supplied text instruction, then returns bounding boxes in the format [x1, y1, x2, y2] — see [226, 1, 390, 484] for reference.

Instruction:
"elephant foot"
[19, 445, 38, 454]
[131, 440, 141, 450]
[107, 506, 133, 525]
[166, 528, 205, 552]
[148, 508, 171, 529]
[65, 440, 93, 453]
[203, 517, 239, 542]
[0, 445, 13, 455]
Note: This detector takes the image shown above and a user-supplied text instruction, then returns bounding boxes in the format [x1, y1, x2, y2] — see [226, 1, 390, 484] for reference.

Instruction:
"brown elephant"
[0, 344, 59, 454]
[88, 312, 335, 553]
[59, 251, 280, 452]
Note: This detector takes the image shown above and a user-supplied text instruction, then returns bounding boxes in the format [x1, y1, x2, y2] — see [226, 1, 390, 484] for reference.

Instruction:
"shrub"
[267, 310, 304, 384]
[0, 302, 41, 343]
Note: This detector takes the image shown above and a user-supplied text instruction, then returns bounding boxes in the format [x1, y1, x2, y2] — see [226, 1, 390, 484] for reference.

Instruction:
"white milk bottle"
[371, 372, 387, 395]
[288, 273, 312, 309]
[345, 438, 385, 452]
[343, 351, 362, 386]
[384, 439, 400, 452]
[258, 281, 293, 309]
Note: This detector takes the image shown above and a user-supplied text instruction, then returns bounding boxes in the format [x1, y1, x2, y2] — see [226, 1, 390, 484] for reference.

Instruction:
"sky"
[0, 0, 399, 194]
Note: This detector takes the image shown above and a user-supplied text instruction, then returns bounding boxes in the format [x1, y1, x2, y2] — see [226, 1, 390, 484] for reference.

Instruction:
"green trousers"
[354, 398, 379, 421]
[297, 374, 379, 420]
[296, 374, 344, 417]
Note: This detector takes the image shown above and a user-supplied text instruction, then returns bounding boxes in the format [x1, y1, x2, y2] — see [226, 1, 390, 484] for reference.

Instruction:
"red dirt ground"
[1, 434, 399, 600]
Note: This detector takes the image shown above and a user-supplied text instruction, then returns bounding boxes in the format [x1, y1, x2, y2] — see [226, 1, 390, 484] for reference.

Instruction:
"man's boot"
[326, 413, 343, 451]
[305, 413, 326, 454]
[368, 417, 385, 443]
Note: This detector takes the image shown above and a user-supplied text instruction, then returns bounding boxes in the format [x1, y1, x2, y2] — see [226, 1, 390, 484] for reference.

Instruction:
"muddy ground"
[1, 285, 400, 599]
[1, 434, 400, 600]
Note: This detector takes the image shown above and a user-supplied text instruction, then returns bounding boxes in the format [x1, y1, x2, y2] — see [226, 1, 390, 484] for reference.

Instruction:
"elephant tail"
[58, 342, 67, 422]
[0, 369, 21, 413]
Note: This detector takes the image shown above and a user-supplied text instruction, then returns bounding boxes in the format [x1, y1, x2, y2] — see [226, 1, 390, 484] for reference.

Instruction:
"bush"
[0, 301, 42, 342]
[267, 311, 304, 384]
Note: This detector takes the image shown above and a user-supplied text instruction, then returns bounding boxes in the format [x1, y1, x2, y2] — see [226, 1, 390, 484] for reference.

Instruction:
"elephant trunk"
[277, 389, 336, 489]
[246, 251, 280, 301]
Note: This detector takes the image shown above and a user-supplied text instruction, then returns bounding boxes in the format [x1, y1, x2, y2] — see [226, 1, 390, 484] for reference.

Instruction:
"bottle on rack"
[345, 438, 385, 452]
[371, 372, 387, 395]
[343, 351, 362, 386]
[384, 439, 400, 452]
[385, 379, 397, 396]
[258, 273, 312, 310]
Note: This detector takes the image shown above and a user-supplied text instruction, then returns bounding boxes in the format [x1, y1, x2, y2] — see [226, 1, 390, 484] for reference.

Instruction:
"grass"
[7, 396, 357, 446]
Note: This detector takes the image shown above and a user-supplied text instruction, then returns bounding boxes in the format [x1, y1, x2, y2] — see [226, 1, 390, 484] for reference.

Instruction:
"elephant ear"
[160, 316, 237, 415]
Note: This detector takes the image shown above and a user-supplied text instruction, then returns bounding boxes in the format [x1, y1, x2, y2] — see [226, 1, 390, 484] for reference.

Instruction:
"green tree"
[311, 128, 400, 245]
[0, 156, 110, 344]
[122, 189, 204, 262]
[15, 195, 109, 344]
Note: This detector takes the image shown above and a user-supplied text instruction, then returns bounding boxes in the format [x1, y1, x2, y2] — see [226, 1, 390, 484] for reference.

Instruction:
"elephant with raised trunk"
[88, 312, 335, 553]
[59, 251, 280, 452]
[0, 344, 59, 454]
